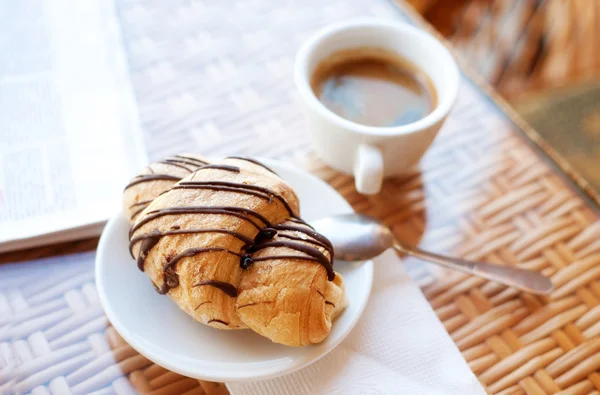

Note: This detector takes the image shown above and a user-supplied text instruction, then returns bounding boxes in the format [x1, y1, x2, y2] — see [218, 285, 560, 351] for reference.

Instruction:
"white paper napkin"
[227, 250, 485, 395]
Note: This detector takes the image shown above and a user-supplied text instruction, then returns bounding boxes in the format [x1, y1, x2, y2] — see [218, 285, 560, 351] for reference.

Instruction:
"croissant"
[123, 153, 209, 222]
[124, 155, 347, 346]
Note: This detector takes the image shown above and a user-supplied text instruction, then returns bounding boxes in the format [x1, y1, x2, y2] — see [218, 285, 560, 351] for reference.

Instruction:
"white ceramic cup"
[294, 19, 459, 194]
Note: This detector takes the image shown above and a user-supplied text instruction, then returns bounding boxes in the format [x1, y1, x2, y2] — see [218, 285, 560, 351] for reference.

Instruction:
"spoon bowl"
[312, 214, 394, 261]
[312, 213, 554, 296]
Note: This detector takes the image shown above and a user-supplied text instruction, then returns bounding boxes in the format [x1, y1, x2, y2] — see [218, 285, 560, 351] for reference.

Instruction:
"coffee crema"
[311, 48, 437, 127]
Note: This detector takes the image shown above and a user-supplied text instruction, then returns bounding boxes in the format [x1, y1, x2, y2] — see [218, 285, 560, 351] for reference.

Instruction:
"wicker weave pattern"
[3, 0, 600, 393]
[0, 254, 226, 394]
[302, 80, 600, 394]
[409, 0, 600, 99]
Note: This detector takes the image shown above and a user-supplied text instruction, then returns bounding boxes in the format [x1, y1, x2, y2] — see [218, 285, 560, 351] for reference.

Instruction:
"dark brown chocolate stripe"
[124, 174, 182, 190]
[194, 280, 238, 297]
[325, 301, 335, 307]
[287, 217, 313, 228]
[287, 217, 305, 223]
[251, 255, 335, 280]
[157, 160, 194, 173]
[254, 228, 277, 244]
[136, 230, 161, 271]
[207, 319, 229, 326]
[272, 224, 333, 253]
[174, 184, 269, 203]
[164, 247, 242, 274]
[237, 302, 261, 309]
[156, 267, 180, 294]
[164, 157, 208, 169]
[130, 206, 271, 236]
[157, 247, 244, 294]
[250, 240, 334, 280]
[286, 218, 316, 230]
[276, 233, 332, 256]
[129, 199, 154, 209]
[175, 181, 297, 218]
[129, 228, 254, 257]
[196, 164, 240, 173]
[174, 155, 208, 165]
[225, 156, 278, 175]
[130, 206, 148, 221]
[195, 301, 210, 310]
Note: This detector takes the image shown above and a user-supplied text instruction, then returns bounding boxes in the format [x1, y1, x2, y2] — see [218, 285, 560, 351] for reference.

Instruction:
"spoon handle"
[393, 244, 554, 295]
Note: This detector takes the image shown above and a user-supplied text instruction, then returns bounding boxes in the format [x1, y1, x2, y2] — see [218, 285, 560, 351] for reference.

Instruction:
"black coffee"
[311, 48, 437, 127]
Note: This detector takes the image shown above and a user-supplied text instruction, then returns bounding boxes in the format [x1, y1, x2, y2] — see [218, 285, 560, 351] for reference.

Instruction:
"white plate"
[95, 159, 373, 382]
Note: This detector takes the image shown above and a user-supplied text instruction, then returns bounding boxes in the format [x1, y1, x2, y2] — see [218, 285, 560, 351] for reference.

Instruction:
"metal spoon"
[311, 213, 554, 295]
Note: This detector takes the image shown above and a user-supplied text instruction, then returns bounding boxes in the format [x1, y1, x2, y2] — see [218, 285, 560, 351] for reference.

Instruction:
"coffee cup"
[294, 19, 459, 194]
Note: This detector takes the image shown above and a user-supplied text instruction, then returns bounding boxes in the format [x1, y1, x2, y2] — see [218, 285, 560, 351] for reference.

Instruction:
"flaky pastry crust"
[124, 155, 346, 346]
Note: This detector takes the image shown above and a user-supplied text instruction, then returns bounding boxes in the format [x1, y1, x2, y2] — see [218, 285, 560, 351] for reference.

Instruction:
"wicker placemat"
[3, 1, 600, 394]
[301, 79, 600, 394]
[105, 325, 227, 395]
[0, 252, 227, 395]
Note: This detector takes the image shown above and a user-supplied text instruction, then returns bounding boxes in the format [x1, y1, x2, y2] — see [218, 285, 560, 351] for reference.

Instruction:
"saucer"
[95, 159, 373, 382]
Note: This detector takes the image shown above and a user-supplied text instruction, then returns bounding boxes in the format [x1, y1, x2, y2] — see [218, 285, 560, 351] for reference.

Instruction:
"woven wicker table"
[3, 1, 600, 394]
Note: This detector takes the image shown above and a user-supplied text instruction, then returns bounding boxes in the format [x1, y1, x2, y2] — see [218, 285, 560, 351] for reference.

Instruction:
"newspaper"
[0, 0, 147, 253]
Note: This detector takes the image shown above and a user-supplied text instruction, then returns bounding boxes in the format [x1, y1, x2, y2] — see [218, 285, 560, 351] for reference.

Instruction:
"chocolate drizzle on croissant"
[136, 230, 162, 271]
[196, 164, 241, 173]
[271, 223, 334, 258]
[161, 248, 243, 295]
[226, 156, 278, 175]
[173, 181, 298, 218]
[248, 240, 335, 280]
[128, 157, 337, 285]
[125, 174, 182, 190]
[125, 155, 209, 190]
[194, 280, 239, 297]
[130, 206, 272, 236]
[132, 204, 336, 282]
[128, 199, 155, 221]
[123, 154, 210, 221]
[172, 154, 209, 166]
[124, 155, 346, 345]
[129, 228, 254, 258]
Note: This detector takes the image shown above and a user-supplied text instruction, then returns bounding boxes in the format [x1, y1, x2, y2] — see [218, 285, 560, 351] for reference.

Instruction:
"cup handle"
[353, 144, 383, 195]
